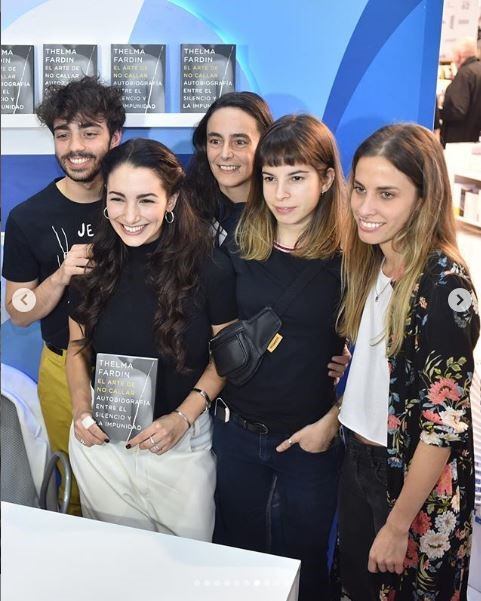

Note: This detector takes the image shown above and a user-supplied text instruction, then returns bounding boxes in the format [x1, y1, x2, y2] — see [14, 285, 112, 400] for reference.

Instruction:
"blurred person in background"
[441, 37, 481, 145]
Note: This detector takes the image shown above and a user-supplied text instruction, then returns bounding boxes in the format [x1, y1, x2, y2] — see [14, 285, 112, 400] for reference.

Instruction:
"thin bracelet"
[174, 409, 192, 429]
[192, 387, 212, 412]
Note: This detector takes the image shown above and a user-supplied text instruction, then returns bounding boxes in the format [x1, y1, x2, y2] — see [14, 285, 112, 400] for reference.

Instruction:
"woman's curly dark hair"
[72, 138, 211, 372]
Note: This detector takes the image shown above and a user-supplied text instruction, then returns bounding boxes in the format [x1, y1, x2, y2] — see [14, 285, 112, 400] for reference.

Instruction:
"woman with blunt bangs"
[66, 138, 237, 539]
[187, 93, 348, 372]
[213, 114, 347, 601]
[185, 91, 274, 241]
[337, 123, 479, 599]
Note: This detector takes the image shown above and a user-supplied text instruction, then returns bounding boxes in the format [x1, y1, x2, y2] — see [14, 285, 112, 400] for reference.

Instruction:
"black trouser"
[338, 432, 399, 600]
[213, 416, 342, 601]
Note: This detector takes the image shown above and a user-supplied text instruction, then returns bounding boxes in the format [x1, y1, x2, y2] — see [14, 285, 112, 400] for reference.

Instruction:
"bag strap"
[272, 261, 326, 317]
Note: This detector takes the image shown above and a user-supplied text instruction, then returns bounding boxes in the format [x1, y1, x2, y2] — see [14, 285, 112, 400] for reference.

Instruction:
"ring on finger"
[79, 438, 87, 446]
[151, 444, 160, 453]
[149, 435, 156, 446]
[288, 438, 293, 445]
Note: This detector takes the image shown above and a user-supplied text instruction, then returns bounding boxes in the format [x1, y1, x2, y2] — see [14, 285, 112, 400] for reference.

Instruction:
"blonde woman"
[338, 123, 479, 599]
[213, 114, 346, 601]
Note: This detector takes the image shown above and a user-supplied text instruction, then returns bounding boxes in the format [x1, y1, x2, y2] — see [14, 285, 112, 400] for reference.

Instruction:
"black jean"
[212, 416, 342, 601]
[338, 432, 399, 600]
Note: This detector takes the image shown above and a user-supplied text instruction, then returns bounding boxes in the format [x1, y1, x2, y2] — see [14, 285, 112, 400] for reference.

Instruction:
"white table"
[1, 502, 300, 601]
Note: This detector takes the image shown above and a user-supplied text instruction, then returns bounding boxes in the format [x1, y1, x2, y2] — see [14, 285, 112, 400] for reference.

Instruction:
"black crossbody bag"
[209, 261, 326, 386]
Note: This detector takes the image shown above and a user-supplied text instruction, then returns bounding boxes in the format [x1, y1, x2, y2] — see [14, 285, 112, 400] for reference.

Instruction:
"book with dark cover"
[43, 44, 97, 95]
[93, 353, 157, 442]
[111, 44, 166, 113]
[180, 44, 235, 112]
[1, 45, 34, 114]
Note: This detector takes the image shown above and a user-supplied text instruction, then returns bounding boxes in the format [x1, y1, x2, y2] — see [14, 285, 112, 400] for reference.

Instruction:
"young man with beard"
[3, 76, 125, 515]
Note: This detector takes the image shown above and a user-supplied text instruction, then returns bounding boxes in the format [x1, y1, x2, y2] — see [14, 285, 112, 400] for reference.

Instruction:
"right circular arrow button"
[448, 288, 473, 313]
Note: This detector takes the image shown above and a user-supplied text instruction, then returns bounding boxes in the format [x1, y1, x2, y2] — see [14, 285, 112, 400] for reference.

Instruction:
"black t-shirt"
[221, 240, 344, 433]
[2, 179, 102, 348]
[213, 192, 245, 246]
[218, 193, 245, 236]
[69, 243, 237, 418]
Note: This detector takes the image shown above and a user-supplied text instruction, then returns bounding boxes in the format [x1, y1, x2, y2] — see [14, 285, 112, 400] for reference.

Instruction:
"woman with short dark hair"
[185, 91, 273, 241]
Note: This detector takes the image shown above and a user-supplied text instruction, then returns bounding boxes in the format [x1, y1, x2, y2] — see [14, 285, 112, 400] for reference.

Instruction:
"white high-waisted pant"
[69, 411, 215, 541]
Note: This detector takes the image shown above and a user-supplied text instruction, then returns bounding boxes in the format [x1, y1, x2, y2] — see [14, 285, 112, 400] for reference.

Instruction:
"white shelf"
[455, 171, 481, 184]
[1, 112, 206, 129]
[457, 215, 481, 229]
[125, 113, 205, 128]
[1, 114, 42, 128]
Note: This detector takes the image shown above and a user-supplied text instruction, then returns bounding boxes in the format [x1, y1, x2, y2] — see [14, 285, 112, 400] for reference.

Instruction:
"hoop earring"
[164, 210, 175, 224]
[103, 207, 110, 219]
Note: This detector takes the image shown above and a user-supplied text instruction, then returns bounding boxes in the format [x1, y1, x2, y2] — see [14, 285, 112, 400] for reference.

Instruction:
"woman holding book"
[212, 114, 347, 601]
[66, 138, 237, 539]
[337, 123, 479, 599]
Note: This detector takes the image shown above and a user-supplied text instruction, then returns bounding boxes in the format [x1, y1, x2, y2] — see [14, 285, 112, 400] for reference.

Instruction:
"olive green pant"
[37, 344, 81, 516]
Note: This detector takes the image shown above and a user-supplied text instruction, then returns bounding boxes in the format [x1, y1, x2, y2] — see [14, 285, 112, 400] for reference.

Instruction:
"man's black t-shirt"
[2, 179, 101, 348]
[70, 243, 237, 418]
[221, 240, 344, 433]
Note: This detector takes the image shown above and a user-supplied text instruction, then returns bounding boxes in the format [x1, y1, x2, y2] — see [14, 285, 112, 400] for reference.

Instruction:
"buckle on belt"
[245, 418, 269, 434]
[214, 398, 269, 434]
[214, 397, 230, 423]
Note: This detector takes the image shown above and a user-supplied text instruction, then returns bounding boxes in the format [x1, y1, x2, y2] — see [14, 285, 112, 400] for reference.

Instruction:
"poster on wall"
[1, 45, 34, 114]
[111, 44, 166, 113]
[43, 44, 97, 95]
[439, 0, 479, 59]
[180, 44, 235, 112]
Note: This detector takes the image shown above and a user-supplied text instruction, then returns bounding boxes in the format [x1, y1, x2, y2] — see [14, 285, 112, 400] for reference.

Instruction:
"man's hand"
[328, 345, 351, 383]
[54, 244, 92, 286]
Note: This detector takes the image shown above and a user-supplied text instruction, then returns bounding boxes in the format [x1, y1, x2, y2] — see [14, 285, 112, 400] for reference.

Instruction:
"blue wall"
[1, 0, 443, 378]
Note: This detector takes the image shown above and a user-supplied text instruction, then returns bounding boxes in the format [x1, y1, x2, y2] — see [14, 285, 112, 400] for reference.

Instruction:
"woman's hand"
[276, 406, 339, 453]
[368, 522, 408, 575]
[126, 412, 190, 454]
[73, 410, 109, 447]
[328, 344, 351, 382]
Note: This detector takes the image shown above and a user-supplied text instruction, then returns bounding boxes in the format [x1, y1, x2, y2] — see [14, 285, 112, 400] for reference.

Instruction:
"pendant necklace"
[375, 259, 392, 302]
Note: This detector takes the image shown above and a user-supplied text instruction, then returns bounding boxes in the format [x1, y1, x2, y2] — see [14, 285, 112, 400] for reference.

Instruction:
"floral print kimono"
[381, 252, 479, 600]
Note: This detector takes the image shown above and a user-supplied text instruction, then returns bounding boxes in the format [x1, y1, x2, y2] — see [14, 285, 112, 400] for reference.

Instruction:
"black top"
[218, 193, 245, 234]
[69, 243, 237, 418]
[221, 239, 344, 433]
[441, 56, 481, 144]
[214, 192, 245, 245]
[2, 179, 101, 348]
